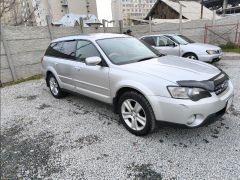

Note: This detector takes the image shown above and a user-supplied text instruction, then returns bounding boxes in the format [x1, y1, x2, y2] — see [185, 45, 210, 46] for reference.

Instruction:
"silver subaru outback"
[42, 33, 234, 136]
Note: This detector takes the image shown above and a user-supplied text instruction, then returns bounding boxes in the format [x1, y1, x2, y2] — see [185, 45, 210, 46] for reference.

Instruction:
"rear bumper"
[147, 81, 234, 127]
[198, 53, 223, 62]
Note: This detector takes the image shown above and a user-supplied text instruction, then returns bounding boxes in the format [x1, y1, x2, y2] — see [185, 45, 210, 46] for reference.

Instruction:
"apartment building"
[111, 0, 157, 26]
[33, 0, 98, 26]
[1, 0, 98, 26]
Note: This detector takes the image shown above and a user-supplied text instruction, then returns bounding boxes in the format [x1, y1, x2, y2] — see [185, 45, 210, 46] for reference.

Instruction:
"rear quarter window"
[45, 41, 76, 60]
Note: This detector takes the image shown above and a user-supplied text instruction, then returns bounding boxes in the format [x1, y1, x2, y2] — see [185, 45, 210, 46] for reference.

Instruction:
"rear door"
[50, 41, 77, 89]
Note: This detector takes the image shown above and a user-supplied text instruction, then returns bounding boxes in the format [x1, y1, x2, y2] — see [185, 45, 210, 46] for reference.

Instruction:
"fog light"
[187, 114, 196, 125]
[186, 114, 205, 127]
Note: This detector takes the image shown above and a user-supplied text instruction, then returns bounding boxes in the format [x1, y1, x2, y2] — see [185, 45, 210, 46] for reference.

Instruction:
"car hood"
[187, 43, 220, 50]
[119, 56, 221, 84]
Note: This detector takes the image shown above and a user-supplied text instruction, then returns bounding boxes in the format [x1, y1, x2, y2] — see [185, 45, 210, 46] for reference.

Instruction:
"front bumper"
[148, 81, 234, 127]
[198, 53, 223, 62]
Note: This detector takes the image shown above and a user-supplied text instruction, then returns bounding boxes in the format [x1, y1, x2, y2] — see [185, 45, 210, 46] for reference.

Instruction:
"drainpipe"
[201, 0, 204, 19]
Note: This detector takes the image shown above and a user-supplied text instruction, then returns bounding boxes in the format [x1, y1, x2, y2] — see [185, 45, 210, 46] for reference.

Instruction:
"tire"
[47, 74, 66, 99]
[183, 53, 198, 60]
[118, 91, 156, 136]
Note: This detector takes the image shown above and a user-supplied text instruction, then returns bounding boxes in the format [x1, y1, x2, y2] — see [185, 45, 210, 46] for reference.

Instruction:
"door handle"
[74, 66, 81, 71]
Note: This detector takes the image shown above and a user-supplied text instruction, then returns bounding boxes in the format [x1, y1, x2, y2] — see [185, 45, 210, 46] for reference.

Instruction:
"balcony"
[61, 0, 68, 6]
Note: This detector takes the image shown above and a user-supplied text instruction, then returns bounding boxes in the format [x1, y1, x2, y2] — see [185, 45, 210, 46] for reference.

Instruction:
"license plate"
[226, 96, 233, 111]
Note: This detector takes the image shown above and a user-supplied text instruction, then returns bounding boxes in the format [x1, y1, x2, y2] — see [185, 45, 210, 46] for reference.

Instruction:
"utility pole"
[223, 0, 228, 16]
[201, 0, 204, 19]
[149, 16, 152, 33]
[212, 10, 216, 25]
[179, 2, 183, 34]
[102, 19, 106, 33]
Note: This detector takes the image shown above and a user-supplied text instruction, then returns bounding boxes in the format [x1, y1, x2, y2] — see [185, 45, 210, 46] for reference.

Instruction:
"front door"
[72, 40, 111, 103]
[154, 36, 180, 56]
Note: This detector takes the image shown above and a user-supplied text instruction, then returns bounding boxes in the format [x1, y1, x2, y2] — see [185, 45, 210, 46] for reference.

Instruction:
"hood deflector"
[177, 71, 229, 92]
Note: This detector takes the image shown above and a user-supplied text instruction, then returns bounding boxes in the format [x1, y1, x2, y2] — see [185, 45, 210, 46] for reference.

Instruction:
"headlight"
[167, 86, 211, 101]
[206, 50, 216, 55]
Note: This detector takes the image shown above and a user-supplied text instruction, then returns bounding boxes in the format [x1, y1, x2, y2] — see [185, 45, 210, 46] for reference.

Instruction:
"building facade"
[111, 0, 157, 26]
[1, 0, 98, 26]
[33, 0, 98, 26]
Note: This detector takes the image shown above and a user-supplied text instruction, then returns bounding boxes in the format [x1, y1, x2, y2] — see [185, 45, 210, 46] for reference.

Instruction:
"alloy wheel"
[121, 99, 146, 131]
[49, 77, 59, 96]
[187, 55, 197, 60]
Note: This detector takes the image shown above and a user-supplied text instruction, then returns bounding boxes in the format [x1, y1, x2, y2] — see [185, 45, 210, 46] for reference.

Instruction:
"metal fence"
[204, 23, 240, 46]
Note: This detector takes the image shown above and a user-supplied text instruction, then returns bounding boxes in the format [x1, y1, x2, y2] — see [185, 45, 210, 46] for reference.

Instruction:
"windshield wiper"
[136, 56, 157, 62]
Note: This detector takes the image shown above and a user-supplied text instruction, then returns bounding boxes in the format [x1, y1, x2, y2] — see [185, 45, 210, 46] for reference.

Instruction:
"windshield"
[96, 37, 159, 65]
[166, 35, 195, 45]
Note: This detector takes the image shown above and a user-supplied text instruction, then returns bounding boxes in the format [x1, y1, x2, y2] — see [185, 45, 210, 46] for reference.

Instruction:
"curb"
[222, 56, 240, 60]
[222, 52, 240, 60]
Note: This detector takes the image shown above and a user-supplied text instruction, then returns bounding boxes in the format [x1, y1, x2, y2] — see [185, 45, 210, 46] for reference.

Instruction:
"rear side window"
[76, 40, 101, 62]
[141, 36, 157, 46]
[45, 41, 76, 60]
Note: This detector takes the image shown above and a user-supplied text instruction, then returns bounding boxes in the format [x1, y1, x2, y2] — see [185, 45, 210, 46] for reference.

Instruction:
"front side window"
[97, 37, 158, 65]
[158, 36, 174, 47]
[76, 40, 101, 62]
[166, 35, 195, 45]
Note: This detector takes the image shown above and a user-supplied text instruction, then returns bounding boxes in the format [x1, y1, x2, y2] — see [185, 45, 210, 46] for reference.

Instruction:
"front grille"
[214, 79, 228, 95]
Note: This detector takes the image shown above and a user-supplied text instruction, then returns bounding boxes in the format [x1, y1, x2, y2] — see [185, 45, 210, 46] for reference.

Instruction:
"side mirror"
[85, 56, 102, 66]
[168, 43, 176, 47]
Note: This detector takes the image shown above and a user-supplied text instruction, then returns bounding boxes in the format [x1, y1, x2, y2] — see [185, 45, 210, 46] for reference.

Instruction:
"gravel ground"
[1, 60, 240, 180]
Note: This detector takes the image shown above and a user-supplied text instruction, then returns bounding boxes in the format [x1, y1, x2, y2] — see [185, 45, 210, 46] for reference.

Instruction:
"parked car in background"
[42, 33, 233, 136]
[140, 34, 223, 63]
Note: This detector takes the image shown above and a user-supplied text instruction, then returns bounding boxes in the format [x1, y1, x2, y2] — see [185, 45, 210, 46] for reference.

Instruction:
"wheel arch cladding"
[183, 52, 198, 59]
[113, 87, 147, 114]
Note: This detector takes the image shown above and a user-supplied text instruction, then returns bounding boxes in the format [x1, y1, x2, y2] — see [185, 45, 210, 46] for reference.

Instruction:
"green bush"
[220, 42, 240, 53]
[220, 42, 238, 49]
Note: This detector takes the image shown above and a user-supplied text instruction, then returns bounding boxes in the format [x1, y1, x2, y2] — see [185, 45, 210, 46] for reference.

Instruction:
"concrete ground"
[223, 52, 240, 60]
[1, 60, 240, 180]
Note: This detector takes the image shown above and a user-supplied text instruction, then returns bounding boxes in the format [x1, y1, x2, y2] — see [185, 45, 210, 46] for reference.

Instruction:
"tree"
[0, 0, 37, 26]
[0, 0, 17, 18]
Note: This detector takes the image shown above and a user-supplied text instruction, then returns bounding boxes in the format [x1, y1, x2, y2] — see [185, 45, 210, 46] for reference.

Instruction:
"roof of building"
[203, 0, 240, 9]
[52, 13, 99, 27]
[52, 33, 129, 43]
[146, 0, 220, 20]
[217, 6, 240, 14]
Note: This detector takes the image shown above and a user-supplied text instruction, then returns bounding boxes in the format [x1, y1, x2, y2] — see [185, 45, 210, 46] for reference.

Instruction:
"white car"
[42, 33, 233, 136]
[140, 34, 223, 63]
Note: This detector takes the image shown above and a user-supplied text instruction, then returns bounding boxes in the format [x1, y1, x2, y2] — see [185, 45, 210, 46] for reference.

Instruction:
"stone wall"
[1, 15, 239, 84]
